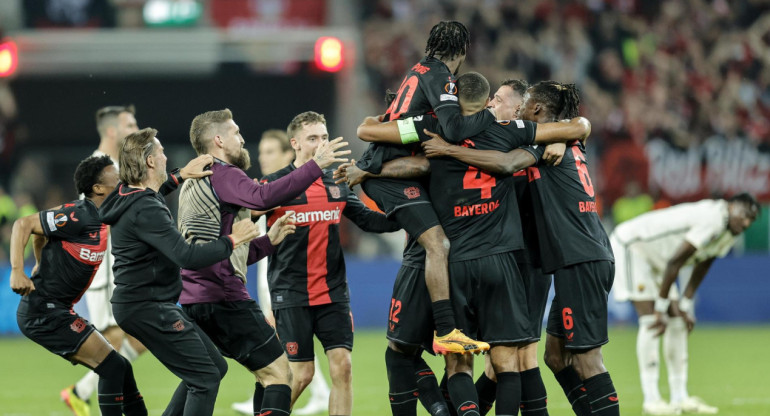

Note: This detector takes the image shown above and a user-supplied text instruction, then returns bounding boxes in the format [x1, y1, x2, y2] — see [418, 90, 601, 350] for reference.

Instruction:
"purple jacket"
[178, 158, 322, 304]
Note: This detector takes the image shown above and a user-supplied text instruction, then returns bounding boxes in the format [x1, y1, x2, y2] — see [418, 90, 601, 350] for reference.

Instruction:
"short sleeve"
[40, 204, 85, 239]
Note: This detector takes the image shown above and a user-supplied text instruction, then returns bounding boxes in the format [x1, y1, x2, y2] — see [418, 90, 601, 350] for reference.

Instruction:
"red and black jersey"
[357, 56, 494, 174]
[33, 199, 108, 306]
[522, 141, 614, 273]
[263, 164, 399, 309]
[415, 117, 538, 261]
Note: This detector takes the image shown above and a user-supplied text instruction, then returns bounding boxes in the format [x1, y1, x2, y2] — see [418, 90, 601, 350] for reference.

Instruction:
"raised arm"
[334, 156, 430, 187]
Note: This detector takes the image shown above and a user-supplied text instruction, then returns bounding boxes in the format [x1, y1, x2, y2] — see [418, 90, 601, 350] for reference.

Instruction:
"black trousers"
[113, 301, 227, 416]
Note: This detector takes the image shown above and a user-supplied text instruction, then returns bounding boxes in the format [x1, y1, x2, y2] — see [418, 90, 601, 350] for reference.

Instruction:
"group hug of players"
[9, 21, 621, 416]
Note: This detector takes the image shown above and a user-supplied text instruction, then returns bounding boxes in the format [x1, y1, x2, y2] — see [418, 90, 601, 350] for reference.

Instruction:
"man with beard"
[177, 109, 350, 416]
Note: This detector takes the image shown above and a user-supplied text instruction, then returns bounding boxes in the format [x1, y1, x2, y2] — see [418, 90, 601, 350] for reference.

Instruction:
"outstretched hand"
[313, 137, 351, 169]
[180, 154, 214, 180]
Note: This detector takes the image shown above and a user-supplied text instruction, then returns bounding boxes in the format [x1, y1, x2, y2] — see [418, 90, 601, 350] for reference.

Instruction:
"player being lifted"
[344, 72, 590, 416]
[12, 156, 147, 416]
[356, 21, 496, 358]
[420, 81, 620, 416]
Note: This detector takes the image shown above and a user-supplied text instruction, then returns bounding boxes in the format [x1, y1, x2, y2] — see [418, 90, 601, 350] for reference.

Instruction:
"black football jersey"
[415, 116, 538, 261]
[33, 199, 108, 305]
[357, 56, 493, 174]
[522, 141, 614, 273]
[263, 164, 397, 309]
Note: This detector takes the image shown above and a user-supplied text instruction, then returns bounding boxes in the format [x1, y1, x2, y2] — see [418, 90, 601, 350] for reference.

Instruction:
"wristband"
[170, 168, 183, 185]
[678, 297, 694, 314]
[397, 118, 420, 144]
[654, 297, 671, 314]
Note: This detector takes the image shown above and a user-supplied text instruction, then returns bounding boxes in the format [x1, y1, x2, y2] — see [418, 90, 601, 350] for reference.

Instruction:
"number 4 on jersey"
[463, 166, 496, 199]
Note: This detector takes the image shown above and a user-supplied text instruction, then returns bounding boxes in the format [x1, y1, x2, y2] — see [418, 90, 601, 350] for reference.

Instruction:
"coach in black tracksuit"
[99, 128, 260, 416]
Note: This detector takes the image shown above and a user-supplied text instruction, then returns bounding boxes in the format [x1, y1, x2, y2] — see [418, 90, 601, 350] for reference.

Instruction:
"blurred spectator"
[612, 181, 653, 225]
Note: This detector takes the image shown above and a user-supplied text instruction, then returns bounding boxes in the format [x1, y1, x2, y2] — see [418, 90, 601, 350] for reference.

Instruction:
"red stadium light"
[314, 36, 343, 72]
[0, 39, 18, 78]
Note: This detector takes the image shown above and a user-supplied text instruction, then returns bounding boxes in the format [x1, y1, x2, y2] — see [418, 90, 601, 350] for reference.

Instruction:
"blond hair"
[119, 128, 157, 185]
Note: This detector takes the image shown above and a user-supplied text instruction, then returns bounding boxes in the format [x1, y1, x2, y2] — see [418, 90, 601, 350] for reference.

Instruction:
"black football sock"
[260, 384, 291, 416]
[93, 350, 128, 416]
[554, 366, 591, 416]
[495, 372, 522, 416]
[448, 373, 480, 416]
[474, 372, 497, 415]
[253, 382, 265, 416]
[120, 360, 147, 416]
[432, 300, 456, 337]
[583, 373, 619, 415]
[520, 368, 548, 416]
[440, 371, 458, 416]
[386, 347, 419, 416]
[414, 356, 449, 415]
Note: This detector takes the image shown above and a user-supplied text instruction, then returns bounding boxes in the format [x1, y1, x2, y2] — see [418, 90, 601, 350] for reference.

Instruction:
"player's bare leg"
[289, 360, 316, 407]
[326, 347, 353, 415]
[418, 226, 488, 355]
[252, 354, 293, 415]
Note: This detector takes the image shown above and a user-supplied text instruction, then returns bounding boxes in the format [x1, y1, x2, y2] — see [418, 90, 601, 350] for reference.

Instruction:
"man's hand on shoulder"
[180, 154, 214, 180]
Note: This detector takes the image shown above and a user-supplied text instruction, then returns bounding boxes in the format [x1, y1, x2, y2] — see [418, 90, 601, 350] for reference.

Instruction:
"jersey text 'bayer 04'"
[416, 116, 537, 261]
[523, 141, 614, 273]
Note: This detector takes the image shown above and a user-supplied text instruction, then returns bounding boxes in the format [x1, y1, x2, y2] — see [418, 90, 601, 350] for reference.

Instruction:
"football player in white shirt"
[61, 105, 147, 416]
[232, 129, 331, 416]
[610, 193, 759, 415]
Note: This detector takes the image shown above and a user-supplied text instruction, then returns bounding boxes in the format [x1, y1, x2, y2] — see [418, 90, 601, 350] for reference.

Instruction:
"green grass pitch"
[0, 326, 768, 415]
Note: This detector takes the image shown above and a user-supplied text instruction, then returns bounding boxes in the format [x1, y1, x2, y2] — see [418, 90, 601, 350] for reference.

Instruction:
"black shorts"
[546, 260, 614, 349]
[17, 294, 95, 360]
[448, 251, 530, 344]
[183, 300, 284, 371]
[361, 178, 433, 217]
[387, 265, 434, 351]
[274, 302, 354, 362]
[518, 257, 552, 341]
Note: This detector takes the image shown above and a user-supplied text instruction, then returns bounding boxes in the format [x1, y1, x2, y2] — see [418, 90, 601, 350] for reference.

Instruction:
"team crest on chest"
[329, 185, 341, 199]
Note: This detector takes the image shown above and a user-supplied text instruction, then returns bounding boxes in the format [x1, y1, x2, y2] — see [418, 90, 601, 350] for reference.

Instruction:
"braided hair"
[425, 21, 470, 60]
[528, 81, 581, 120]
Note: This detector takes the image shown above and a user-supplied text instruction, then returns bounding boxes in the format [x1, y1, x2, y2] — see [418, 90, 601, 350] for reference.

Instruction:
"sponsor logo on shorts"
[329, 185, 341, 199]
[403, 186, 421, 199]
[70, 318, 87, 333]
[286, 342, 298, 356]
[566, 332, 574, 341]
[172, 320, 185, 331]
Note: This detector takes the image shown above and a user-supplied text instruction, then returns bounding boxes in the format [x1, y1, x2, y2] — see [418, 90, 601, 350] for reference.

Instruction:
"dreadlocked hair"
[528, 81, 581, 120]
[425, 21, 470, 60]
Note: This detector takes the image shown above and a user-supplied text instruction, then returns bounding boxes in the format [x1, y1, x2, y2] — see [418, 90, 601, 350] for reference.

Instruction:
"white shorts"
[84, 252, 117, 331]
[610, 233, 678, 302]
